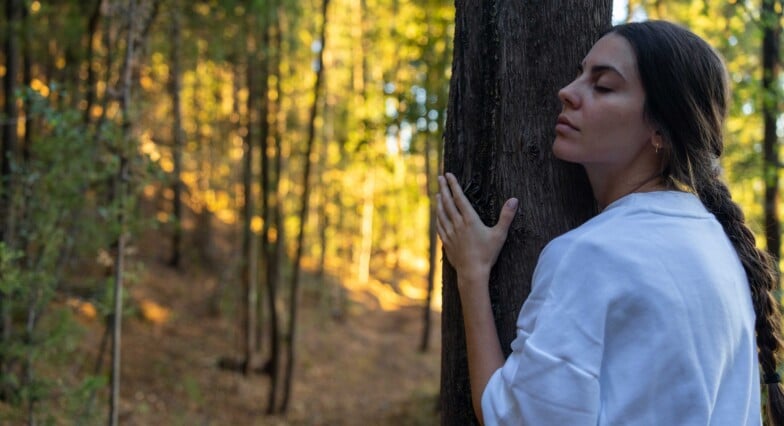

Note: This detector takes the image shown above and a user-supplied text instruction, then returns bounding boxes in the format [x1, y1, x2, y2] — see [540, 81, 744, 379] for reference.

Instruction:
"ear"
[651, 130, 665, 152]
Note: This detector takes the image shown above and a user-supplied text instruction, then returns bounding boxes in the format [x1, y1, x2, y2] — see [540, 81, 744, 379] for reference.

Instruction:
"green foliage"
[0, 84, 134, 418]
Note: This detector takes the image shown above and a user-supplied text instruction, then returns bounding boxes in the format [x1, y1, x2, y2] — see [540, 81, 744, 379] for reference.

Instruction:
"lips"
[556, 115, 579, 132]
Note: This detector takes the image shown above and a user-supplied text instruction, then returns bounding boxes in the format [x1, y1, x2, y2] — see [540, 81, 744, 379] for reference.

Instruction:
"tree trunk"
[21, 1, 32, 164]
[279, 0, 330, 412]
[440, 2, 610, 424]
[83, 0, 103, 126]
[355, 174, 374, 286]
[420, 131, 440, 353]
[2, 0, 20, 243]
[169, 3, 184, 269]
[265, 5, 284, 412]
[420, 3, 450, 353]
[1, 0, 22, 403]
[762, 0, 781, 267]
[256, 8, 272, 354]
[242, 45, 259, 376]
[109, 1, 139, 423]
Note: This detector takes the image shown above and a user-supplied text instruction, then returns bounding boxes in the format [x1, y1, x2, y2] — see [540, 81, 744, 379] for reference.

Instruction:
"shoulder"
[534, 192, 705, 299]
[540, 190, 713, 268]
[539, 205, 644, 274]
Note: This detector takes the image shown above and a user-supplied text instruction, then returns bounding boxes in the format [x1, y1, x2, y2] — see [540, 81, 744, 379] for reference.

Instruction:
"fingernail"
[508, 198, 519, 209]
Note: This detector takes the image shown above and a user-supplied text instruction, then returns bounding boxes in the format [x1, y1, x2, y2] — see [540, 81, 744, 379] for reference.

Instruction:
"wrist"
[457, 272, 491, 302]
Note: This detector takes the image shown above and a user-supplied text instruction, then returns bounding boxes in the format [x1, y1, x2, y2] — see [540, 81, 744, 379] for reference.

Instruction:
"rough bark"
[440, 2, 610, 424]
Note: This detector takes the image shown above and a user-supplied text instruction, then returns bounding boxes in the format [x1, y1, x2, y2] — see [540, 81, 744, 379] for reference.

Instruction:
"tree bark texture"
[440, 2, 611, 424]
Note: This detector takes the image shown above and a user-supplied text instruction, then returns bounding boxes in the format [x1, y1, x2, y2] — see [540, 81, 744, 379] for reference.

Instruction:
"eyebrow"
[578, 63, 627, 81]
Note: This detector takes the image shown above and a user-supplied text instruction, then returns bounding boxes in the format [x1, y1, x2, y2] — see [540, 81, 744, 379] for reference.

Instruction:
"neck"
[587, 169, 666, 210]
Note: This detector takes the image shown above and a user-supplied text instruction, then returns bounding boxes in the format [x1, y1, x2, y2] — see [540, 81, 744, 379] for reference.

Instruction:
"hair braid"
[613, 20, 784, 425]
[696, 177, 784, 425]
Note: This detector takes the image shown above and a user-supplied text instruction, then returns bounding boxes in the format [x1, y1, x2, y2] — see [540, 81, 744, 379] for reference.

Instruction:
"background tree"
[440, 1, 610, 423]
[1, 0, 22, 401]
[762, 0, 781, 266]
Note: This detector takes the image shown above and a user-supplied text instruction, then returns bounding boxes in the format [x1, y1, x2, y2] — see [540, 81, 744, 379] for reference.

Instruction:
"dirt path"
[110, 262, 441, 425]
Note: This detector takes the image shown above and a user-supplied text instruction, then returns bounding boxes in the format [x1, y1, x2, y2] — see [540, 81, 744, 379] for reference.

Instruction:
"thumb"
[494, 198, 518, 233]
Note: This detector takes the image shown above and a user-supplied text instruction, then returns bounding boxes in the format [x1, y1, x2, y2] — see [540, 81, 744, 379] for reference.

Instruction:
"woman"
[437, 21, 784, 425]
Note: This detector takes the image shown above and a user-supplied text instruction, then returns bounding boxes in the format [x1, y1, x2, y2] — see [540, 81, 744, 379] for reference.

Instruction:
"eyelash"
[576, 66, 612, 93]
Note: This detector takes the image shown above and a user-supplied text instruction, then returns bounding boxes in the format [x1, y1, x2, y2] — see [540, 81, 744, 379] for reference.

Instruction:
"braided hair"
[611, 20, 784, 424]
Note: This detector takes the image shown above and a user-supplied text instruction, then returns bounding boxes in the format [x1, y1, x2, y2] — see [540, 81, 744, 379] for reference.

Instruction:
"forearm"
[459, 275, 505, 424]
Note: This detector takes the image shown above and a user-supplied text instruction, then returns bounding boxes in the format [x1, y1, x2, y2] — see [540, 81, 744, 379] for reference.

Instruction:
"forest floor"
[63, 212, 443, 425]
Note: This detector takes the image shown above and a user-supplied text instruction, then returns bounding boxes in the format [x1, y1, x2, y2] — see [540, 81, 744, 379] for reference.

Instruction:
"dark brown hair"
[611, 20, 784, 424]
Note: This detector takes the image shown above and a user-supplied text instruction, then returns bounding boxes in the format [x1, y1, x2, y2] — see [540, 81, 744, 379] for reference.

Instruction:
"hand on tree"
[436, 173, 518, 290]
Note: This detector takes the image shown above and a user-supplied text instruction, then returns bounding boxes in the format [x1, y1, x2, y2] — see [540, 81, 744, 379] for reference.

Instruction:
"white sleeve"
[481, 238, 626, 425]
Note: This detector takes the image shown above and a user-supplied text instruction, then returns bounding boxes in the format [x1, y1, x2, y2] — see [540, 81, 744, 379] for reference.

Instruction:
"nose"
[558, 80, 580, 109]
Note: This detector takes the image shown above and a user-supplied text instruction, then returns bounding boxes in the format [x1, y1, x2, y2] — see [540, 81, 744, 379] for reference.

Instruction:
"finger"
[494, 198, 518, 234]
[445, 173, 479, 221]
[435, 194, 453, 236]
[439, 176, 463, 225]
[436, 216, 448, 243]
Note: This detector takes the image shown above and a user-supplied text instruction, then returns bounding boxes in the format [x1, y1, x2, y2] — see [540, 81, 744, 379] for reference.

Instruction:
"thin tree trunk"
[256, 10, 272, 354]
[83, 0, 103, 126]
[2, 0, 20, 242]
[21, 2, 32, 163]
[317, 149, 328, 286]
[242, 47, 259, 376]
[420, 131, 439, 353]
[109, 1, 138, 423]
[762, 0, 781, 267]
[279, 0, 330, 412]
[440, 2, 608, 423]
[169, 3, 184, 268]
[21, 4, 35, 419]
[420, 3, 449, 353]
[1, 0, 22, 403]
[355, 174, 374, 286]
[265, 5, 284, 412]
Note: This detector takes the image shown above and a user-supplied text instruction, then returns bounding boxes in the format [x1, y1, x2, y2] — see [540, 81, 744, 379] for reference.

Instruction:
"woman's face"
[553, 34, 657, 175]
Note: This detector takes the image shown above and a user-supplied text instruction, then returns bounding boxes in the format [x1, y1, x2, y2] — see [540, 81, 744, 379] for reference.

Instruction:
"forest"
[0, 0, 783, 424]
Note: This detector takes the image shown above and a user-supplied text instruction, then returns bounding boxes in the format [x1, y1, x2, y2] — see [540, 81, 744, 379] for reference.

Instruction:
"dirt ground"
[92, 251, 442, 425]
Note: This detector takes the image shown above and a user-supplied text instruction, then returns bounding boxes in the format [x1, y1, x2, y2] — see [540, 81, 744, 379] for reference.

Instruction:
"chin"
[552, 139, 579, 163]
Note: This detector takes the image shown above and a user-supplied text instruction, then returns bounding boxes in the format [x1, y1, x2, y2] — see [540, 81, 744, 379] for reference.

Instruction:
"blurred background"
[0, 0, 782, 424]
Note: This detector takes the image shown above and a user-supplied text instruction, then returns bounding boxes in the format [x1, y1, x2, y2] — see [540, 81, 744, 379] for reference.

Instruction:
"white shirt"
[481, 191, 761, 425]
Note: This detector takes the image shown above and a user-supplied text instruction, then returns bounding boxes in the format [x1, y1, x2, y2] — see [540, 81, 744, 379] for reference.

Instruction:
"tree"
[440, 2, 610, 424]
[761, 0, 781, 266]
[1, 0, 22, 403]
[169, 1, 184, 269]
[278, 0, 330, 412]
